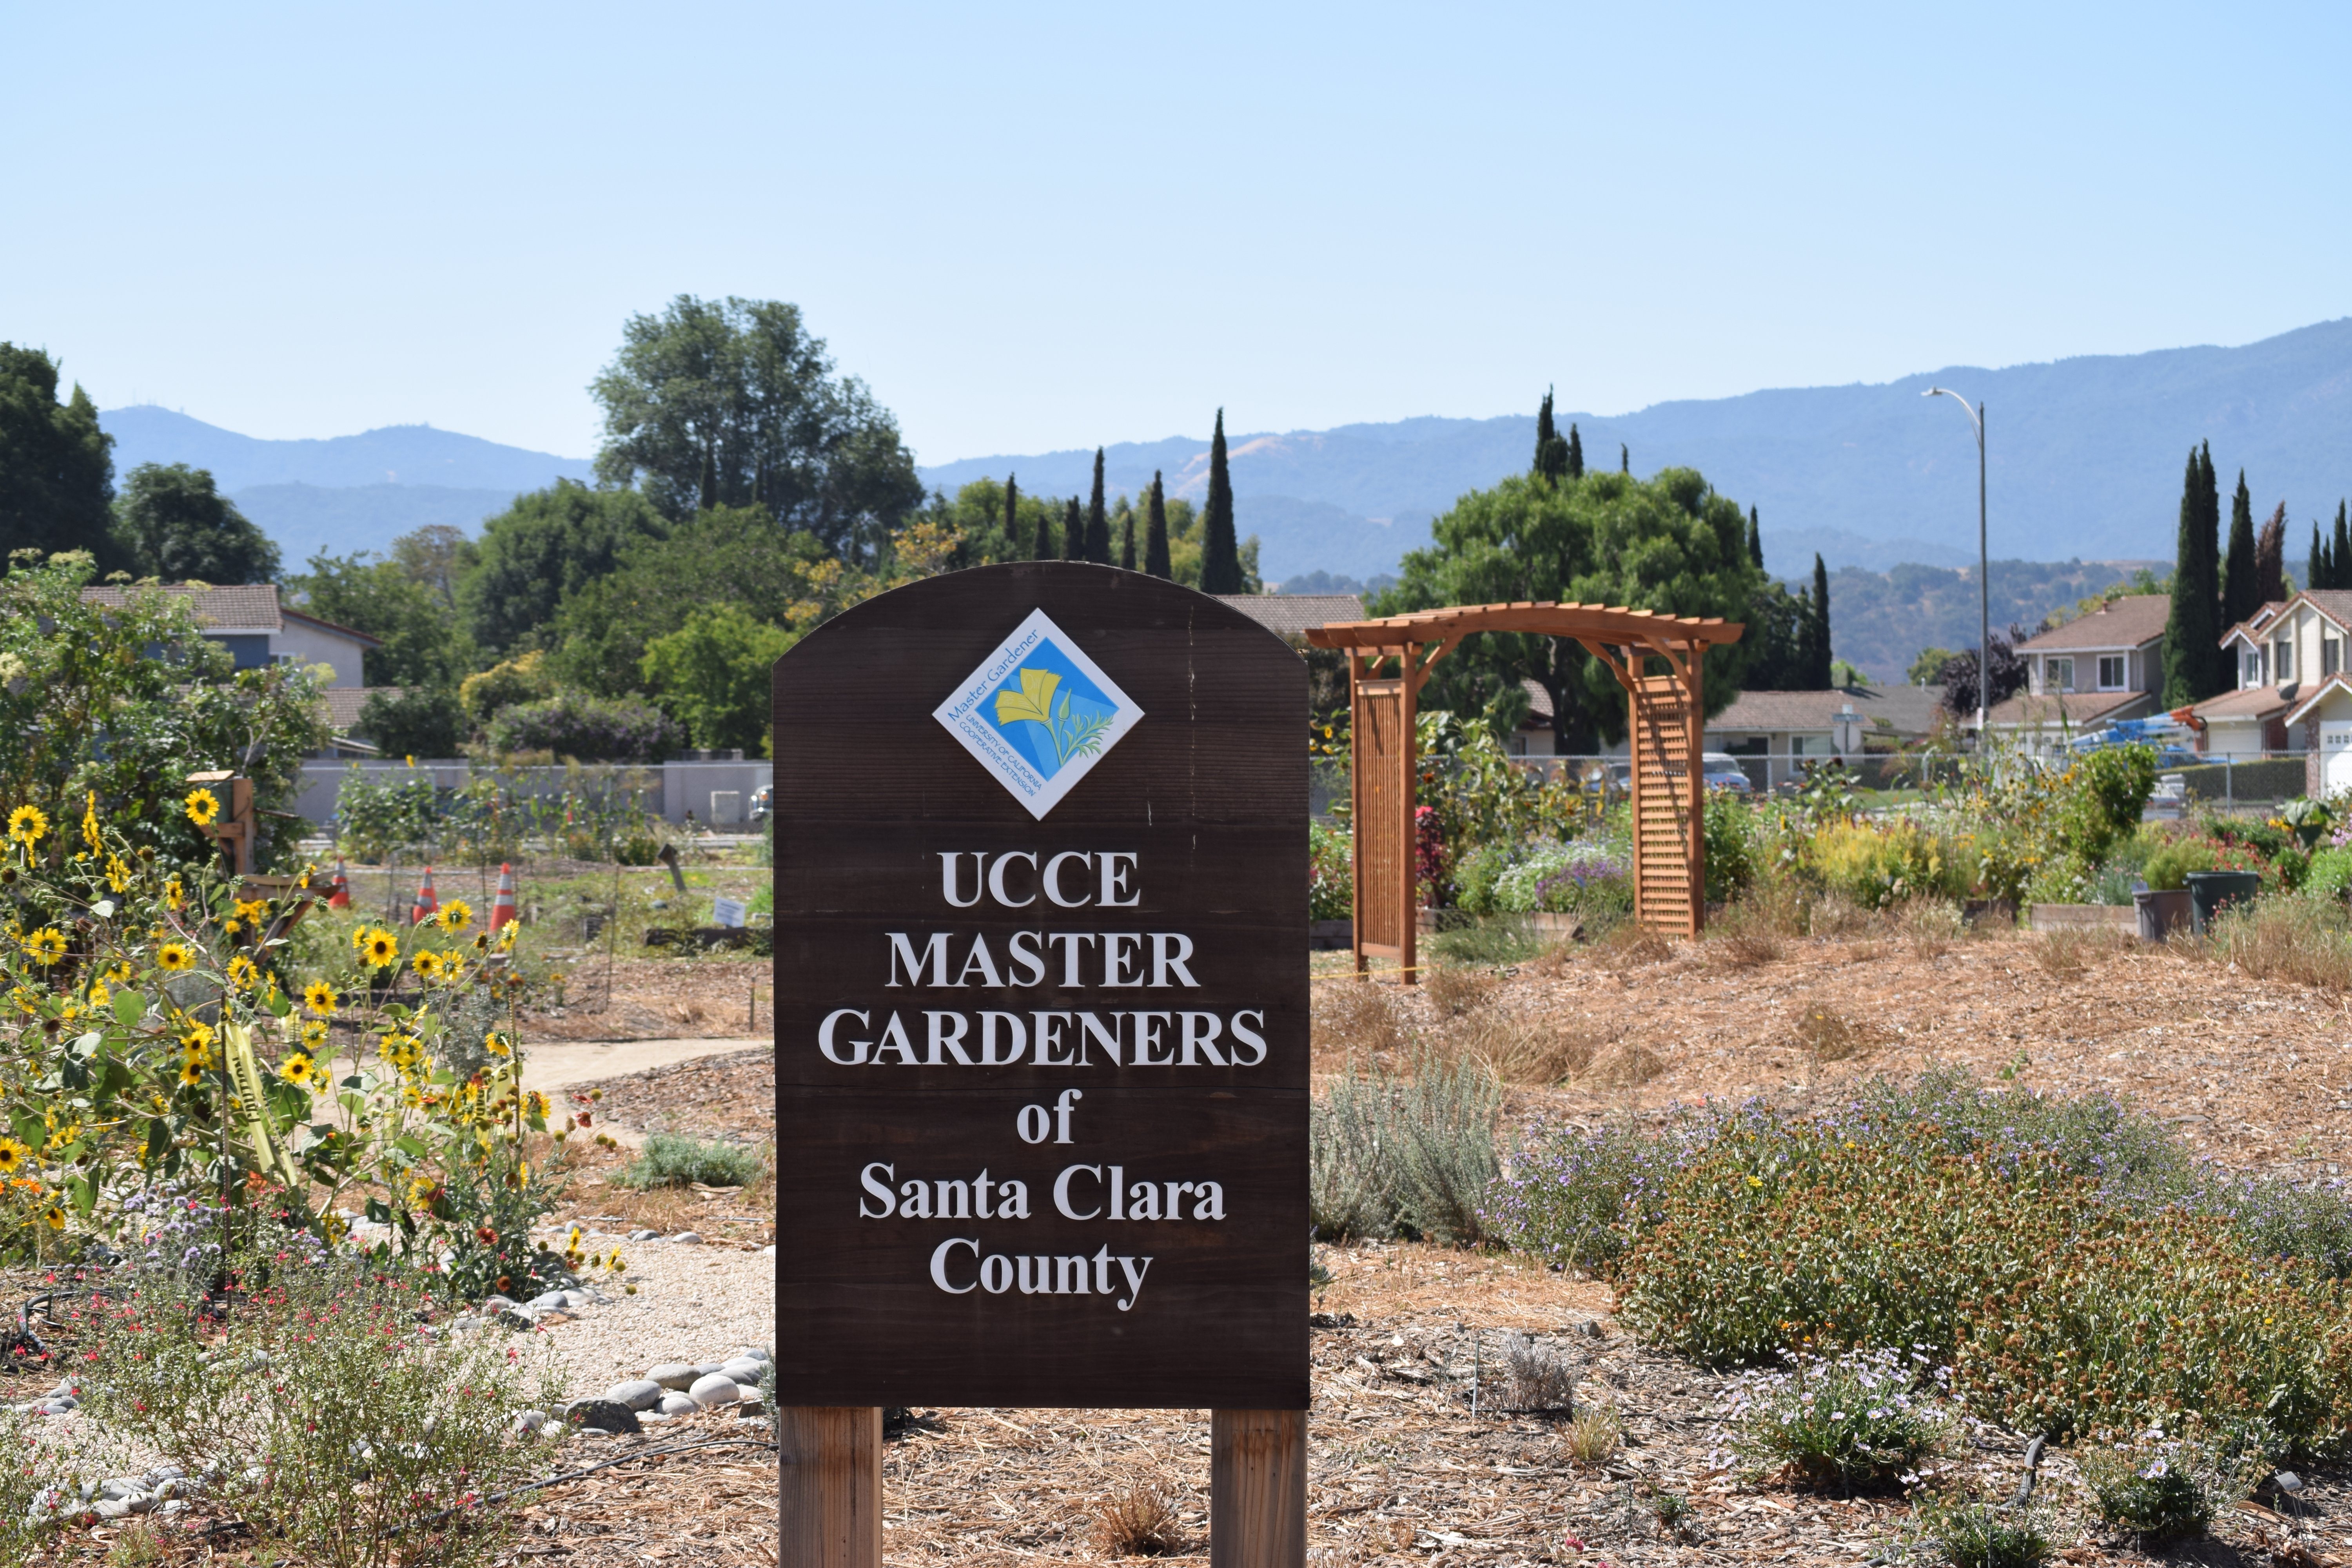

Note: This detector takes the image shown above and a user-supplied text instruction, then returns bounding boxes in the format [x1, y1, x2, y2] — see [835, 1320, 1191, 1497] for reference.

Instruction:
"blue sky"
[5, 2, 2347, 465]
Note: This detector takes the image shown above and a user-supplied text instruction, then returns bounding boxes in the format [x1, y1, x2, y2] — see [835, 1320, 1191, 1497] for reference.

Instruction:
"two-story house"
[1978, 593, 2169, 748]
[79, 582, 391, 743]
[2203, 590, 2352, 791]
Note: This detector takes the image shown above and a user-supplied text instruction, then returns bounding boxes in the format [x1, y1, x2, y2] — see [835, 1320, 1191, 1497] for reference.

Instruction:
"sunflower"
[410, 950, 443, 980]
[362, 929, 399, 968]
[103, 853, 131, 893]
[221, 919, 242, 937]
[104, 960, 133, 985]
[85, 981, 109, 1011]
[183, 789, 221, 828]
[22, 928, 65, 965]
[485, 1031, 512, 1058]
[301, 1019, 327, 1047]
[178, 1060, 205, 1086]
[439, 952, 466, 982]
[163, 878, 185, 911]
[437, 899, 473, 934]
[5, 805, 46, 846]
[278, 1052, 316, 1087]
[0, 1140, 29, 1177]
[302, 980, 337, 1016]
[156, 942, 193, 972]
[225, 955, 260, 989]
[41, 1206, 62, 1232]
[234, 898, 267, 924]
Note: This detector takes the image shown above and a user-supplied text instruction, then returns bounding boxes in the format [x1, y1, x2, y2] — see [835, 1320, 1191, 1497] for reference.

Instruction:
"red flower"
[474, 1226, 497, 1244]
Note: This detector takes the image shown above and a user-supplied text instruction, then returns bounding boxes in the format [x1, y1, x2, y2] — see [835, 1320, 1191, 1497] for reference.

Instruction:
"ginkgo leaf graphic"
[993, 667, 1062, 730]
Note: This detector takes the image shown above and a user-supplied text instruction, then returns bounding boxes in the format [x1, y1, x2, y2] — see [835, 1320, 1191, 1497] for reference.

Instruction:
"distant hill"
[918, 318, 2352, 583]
[99, 407, 590, 565]
[1826, 559, 2166, 684]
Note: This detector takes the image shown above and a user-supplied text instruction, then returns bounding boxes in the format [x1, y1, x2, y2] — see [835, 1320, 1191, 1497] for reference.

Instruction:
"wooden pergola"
[1304, 602, 1744, 979]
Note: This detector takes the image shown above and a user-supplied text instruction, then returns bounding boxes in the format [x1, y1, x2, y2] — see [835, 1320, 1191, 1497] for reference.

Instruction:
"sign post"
[777, 563, 1308, 1566]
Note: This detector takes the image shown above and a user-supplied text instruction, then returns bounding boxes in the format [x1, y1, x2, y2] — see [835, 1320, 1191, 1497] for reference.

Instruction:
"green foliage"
[1705, 791, 1757, 900]
[290, 538, 477, 689]
[2303, 845, 2352, 903]
[1726, 1348, 1956, 1492]
[332, 767, 443, 858]
[459, 649, 557, 728]
[1910, 1492, 2051, 1568]
[2165, 442, 2227, 705]
[357, 687, 465, 760]
[640, 602, 797, 755]
[485, 690, 679, 762]
[112, 461, 281, 584]
[79, 1243, 561, 1567]
[2075, 1428, 2261, 1545]
[2055, 745, 2158, 866]
[1309, 1052, 1500, 1243]
[0, 554, 329, 870]
[0, 343, 114, 561]
[1907, 647, 1960, 686]
[1381, 466, 1761, 750]
[1429, 915, 1550, 964]
[1308, 822, 1353, 921]
[462, 479, 670, 656]
[1806, 819, 1971, 908]
[590, 294, 924, 554]
[613, 1133, 767, 1190]
[1200, 409, 1242, 594]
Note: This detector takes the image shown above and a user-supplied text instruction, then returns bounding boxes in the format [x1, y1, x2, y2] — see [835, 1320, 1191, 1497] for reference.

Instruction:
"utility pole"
[1925, 389, 1987, 734]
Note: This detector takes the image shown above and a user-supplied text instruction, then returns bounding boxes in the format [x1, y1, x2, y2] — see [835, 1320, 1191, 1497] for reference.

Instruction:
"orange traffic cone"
[327, 860, 351, 910]
[489, 863, 519, 931]
[410, 866, 439, 926]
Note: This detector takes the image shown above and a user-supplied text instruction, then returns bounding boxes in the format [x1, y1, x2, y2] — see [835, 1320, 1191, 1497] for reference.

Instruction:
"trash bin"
[2185, 870, 2262, 935]
[2134, 887, 2193, 942]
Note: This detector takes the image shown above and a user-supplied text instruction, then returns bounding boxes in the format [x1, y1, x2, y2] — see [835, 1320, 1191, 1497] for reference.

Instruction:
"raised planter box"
[2026, 903, 2136, 934]
[1309, 919, 1353, 950]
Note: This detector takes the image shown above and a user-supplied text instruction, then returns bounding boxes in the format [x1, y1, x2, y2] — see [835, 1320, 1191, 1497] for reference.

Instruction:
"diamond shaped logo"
[934, 609, 1143, 819]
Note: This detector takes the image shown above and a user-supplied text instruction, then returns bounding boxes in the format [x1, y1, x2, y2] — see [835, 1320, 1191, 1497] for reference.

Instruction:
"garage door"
[2322, 723, 2352, 793]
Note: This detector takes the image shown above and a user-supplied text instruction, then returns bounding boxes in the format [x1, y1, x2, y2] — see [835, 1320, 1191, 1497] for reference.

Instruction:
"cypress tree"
[1747, 506, 1765, 569]
[1031, 495, 1056, 559]
[2311, 523, 2327, 594]
[1084, 448, 1111, 563]
[1620, 443, 1630, 475]
[2163, 444, 2222, 705]
[2255, 502, 2285, 605]
[1004, 473, 1020, 556]
[1119, 505, 1136, 571]
[1062, 498, 1085, 562]
[1144, 472, 1172, 579]
[2334, 501, 2350, 591]
[1534, 389, 1568, 481]
[2221, 467, 2258, 629]
[1809, 554, 1834, 686]
[1564, 423, 1584, 479]
[1200, 409, 1242, 594]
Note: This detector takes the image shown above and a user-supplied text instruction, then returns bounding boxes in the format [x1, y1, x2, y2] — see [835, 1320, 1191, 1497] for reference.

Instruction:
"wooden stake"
[780, 1406, 881, 1568]
[1211, 1409, 1305, 1568]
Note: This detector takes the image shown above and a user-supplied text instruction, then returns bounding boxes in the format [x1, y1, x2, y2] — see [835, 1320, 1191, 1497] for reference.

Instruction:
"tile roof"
[80, 583, 283, 632]
[2284, 675, 2352, 726]
[2296, 590, 2352, 633]
[1708, 684, 1947, 736]
[321, 687, 403, 731]
[2015, 594, 2169, 652]
[281, 605, 382, 648]
[1982, 688, 2156, 727]
[1214, 593, 1365, 639]
[2190, 684, 2294, 723]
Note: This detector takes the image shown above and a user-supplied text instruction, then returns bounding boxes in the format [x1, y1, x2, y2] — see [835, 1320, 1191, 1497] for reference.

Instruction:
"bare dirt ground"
[527, 956, 771, 1042]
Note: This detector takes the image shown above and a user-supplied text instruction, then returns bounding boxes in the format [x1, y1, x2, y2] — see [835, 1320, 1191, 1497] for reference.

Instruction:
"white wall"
[274, 621, 370, 687]
[290, 760, 774, 828]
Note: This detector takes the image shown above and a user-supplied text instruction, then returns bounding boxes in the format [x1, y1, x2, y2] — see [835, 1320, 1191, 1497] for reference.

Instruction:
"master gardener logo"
[935, 608, 1142, 818]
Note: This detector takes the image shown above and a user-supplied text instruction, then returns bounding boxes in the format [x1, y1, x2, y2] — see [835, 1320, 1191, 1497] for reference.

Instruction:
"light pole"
[1924, 388, 1987, 735]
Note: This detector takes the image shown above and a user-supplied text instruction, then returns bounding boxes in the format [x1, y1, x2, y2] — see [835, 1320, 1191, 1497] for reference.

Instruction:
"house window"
[2274, 638, 2294, 682]
[2326, 637, 2341, 678]
[2096, 655, 2124, 690]
[2046, 657, 2074, 693]
[2244, 648, 2267, 686]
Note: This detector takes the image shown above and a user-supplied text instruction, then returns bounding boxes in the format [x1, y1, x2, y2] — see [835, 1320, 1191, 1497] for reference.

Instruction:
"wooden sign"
[776, 563, 1309, 1410]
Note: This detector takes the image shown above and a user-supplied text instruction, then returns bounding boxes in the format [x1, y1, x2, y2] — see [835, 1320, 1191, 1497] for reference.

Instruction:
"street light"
[1924, 388, 1987, 734]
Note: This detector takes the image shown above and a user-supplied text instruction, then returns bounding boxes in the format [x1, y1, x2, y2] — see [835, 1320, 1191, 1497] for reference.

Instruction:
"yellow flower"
[103, 853, 131, 893]
[156, 941, 194, 973]
[278, 1052, 317, 1087]
[5, 805, 47, 846]
[226, 954, 260, 989]
[485, 1030, 512, 1058]
[22, 928, 66, 965]
[85, 981, 109, 1011]
[222, 918, 243, 937]
[301, 1019, 327, 1047]
[437, 899, 473, 933]
[184, 788, 221, 828]
[164, 878, 184, 911]
[178, 1060, 205, 1086]
[234, 898, 267, 924]
[0, 1140, 29, 1177]
[411, 950, 443, 980]
[104, 961, 133, 984]
[401, 1085, 424, 1107]
[42, 1206, 62, 1232]
[362, 929, 399, 968]
[303, 980, 337, 1016]
[440, 951, 466, 982]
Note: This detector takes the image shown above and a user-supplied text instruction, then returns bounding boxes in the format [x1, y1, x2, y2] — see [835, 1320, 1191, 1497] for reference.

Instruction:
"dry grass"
[1497, 1331, 1578, 1413]
[2198, 894, 2352, 990]
[1589, 1040, 1669, 1088]
[1090, 1481, 1186, 1557]
[1561, 1404, 1622, 1465]
[1312, 977, 1412, 1063]
[2034, 924, 2133, 978]
[1591, 923, 1674, 971]
[1898, 898, 1967, 958]
[1450, 1011, 1601, 1085]
[1795, 1004, 1876, 1063]
[1807, 891, 1876, 937]
[1425, 964, 1501, 1016]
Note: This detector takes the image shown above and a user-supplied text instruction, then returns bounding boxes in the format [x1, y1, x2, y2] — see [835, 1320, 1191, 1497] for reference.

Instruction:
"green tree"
[1747, 506, 1764, 569]
[1200, 409, 1242, 594]
[2310, 522, 2328, 595]
[0, 346, 113, 562]
[1002, 474, 1021, 559]
[2163, 442, 2224, 705]
[355, 687, 465, 759]
[590, 295, 923, 556]
[1908, 646, 1960, 686]
[1144, 472, 1172, 579]
[1378, 468, 1760, 752]
[2334, 501, 2350, 591]
[1084, 449, 1111, 563]
[1564, 422, 1584, 480]
[2256, 503, 2285, 604]
[640, 602, 799, 755]
[388, 523, 477, 613]
[1740, 579, 1808, 690]
[1032, 497, 1057, 560]
[288, 543, 475, 688]
[1061, 497, 1084, 562]
[1620, 443, 1630, 475]
[1118, 503, 1136, 570]
[1806, 553, 1833, 686]
[1533, 389, 1569, 482]
[460, 480, 669, 656]
[2221, 468, 2258, 629]
[111, 463, 281, 585]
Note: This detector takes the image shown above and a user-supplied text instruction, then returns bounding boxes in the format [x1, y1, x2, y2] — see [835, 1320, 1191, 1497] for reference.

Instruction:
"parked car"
[1700, 753, 1755, 794]
[749, 784, 773, 825]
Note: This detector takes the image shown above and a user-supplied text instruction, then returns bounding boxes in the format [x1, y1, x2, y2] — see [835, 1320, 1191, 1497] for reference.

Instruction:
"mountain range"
[98, 315, 2352, 592]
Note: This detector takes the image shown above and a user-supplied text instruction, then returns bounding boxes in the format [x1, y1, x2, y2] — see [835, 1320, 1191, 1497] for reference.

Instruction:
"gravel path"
[524, 1227, 777, 1398]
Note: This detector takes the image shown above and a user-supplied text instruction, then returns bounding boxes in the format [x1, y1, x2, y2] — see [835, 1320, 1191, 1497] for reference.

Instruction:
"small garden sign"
[776, 563, 1309, 1564]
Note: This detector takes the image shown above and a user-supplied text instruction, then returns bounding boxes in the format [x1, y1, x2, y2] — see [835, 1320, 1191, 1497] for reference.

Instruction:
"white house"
[1978, 593, 2168, 748]
[2205, 589, 2352, 787]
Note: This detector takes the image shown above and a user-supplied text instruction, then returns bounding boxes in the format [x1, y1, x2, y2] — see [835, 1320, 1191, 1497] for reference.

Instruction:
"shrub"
[2074, 1427, 2263, 1545]
[1561, 1405, 1621, 1465]
[1910, 1492, 2051, 1568]
[2141, 835, 2218, 891]
[1482, 1118, 1668, 1275]
[1724, 1348, 1956, 1492]
[1308, 821, 1353, 921]
[356, 687, 466, 760]
[2200, 891, 2352, 992]
[486, 690, 679, 762]
[1430, 914, 1548, 965]
[1808, 820, 1968, 909]
[1309, 1051, 1499, 1242]
[1704, 789, 1759, 900]
[613, 1133, 767, 1190]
